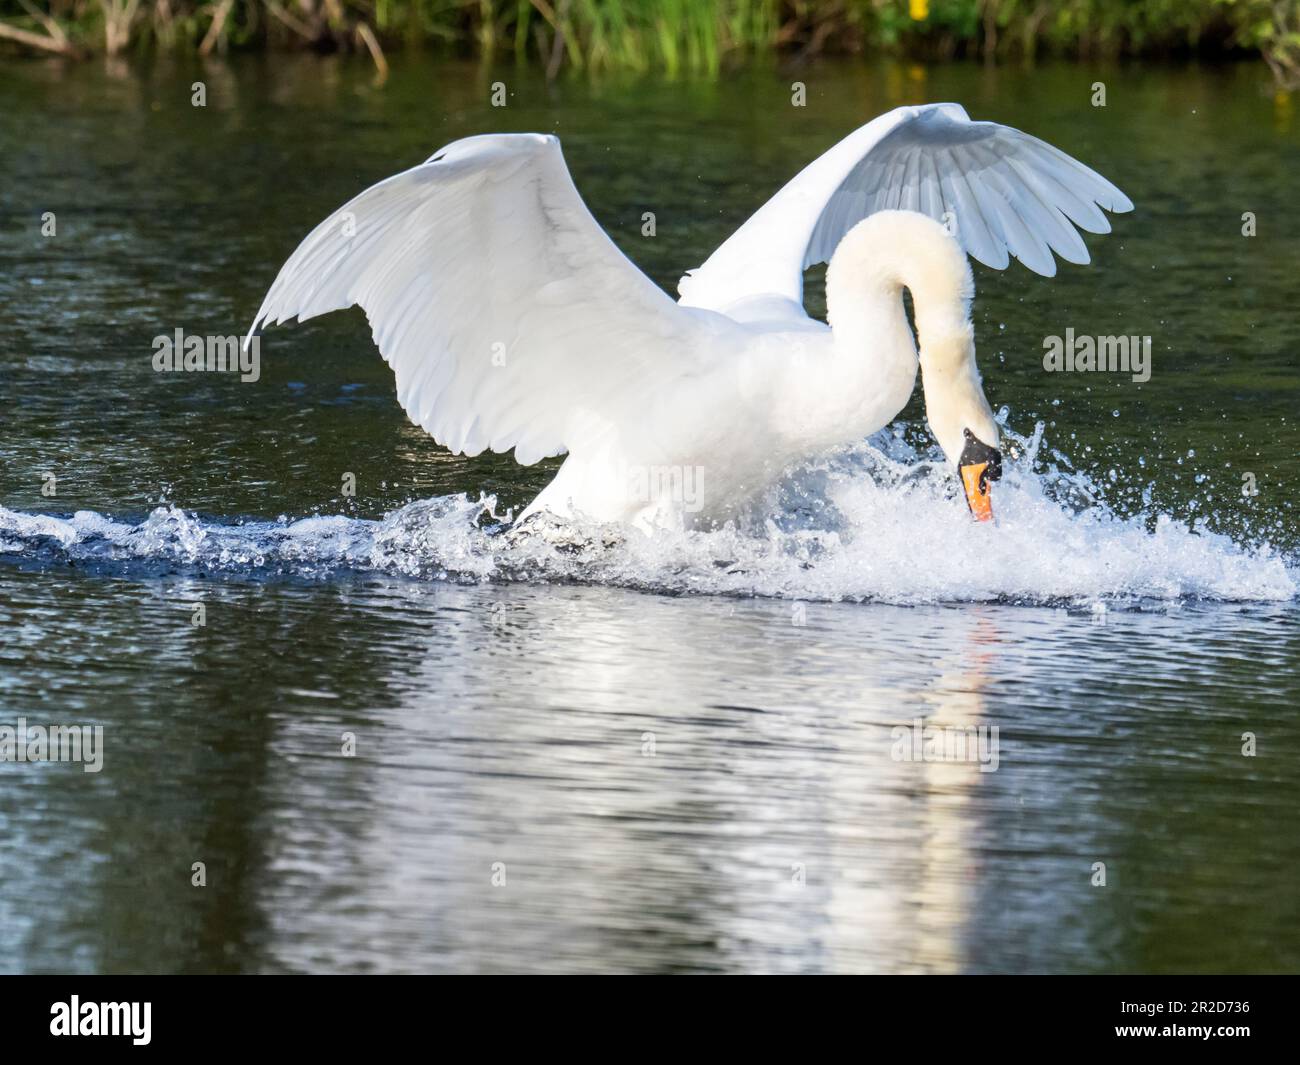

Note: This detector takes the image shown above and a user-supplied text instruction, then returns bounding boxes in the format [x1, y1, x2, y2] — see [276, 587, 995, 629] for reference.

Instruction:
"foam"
[1, 424, 1293, 605]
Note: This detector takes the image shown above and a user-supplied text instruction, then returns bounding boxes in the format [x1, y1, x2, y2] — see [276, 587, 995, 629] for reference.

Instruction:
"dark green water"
[0, 54, 1297, 973]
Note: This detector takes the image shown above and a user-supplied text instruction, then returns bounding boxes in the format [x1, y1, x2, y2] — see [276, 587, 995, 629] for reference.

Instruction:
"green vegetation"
[1, 1, 1297, 87]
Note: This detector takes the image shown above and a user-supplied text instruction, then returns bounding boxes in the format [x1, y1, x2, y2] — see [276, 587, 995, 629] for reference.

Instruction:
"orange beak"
[961, 461, 994, 522]
[956, 429, 1002, 523]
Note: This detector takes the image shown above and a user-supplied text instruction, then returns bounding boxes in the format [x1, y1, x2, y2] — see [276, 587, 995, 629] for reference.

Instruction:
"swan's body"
[248, 104, 1131, 531]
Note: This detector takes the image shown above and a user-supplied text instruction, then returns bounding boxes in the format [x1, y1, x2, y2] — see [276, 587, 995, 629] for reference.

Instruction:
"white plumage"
[249, 104, 1131, 530]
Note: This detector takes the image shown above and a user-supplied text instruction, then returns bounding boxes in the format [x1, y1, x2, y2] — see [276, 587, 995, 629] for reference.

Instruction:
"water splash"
[1, 425, 1294, 605]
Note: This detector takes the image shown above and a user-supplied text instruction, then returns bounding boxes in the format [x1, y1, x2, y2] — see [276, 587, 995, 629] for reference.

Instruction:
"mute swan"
[247, 103, 1131, 530]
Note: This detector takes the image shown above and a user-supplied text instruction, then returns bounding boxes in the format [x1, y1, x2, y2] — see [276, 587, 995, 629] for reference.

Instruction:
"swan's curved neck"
[825, 210, 972, 360]
[821, 210, 994, 464]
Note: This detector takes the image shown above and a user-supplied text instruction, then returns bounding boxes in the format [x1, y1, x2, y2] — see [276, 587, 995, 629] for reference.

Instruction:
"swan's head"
[917, 321, 1002, 522]
[828, 210, 1002, 520]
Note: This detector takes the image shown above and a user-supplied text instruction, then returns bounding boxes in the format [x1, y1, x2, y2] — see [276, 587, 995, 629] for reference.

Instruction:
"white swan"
[248, 103, 1131, 530]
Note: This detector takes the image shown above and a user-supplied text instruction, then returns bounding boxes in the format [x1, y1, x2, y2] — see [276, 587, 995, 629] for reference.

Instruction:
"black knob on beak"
[959, 428, 1002, 488]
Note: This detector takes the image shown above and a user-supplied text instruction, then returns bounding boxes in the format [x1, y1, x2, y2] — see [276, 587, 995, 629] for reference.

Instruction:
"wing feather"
[250, 133, 730, 465]
[678, 103, 1132, 316]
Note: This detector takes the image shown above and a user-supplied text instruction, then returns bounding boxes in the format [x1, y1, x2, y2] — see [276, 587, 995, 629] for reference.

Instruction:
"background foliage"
[1, 1, 1297, 87]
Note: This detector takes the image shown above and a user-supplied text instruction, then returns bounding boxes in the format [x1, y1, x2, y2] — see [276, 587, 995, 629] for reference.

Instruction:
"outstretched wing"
[249, 133, 731, 465]
[677, 103, 1133, 317]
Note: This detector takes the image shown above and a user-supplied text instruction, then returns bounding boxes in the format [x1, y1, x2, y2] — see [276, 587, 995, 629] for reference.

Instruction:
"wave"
[1, 423, 1294, 605]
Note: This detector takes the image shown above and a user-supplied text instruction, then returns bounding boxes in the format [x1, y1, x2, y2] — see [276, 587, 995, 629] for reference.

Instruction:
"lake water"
[1, 54, 1297, 974]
